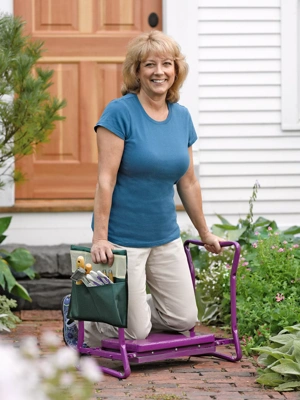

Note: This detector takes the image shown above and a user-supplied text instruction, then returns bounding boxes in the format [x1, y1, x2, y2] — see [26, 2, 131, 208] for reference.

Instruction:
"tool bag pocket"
[67, 246, 128, 328]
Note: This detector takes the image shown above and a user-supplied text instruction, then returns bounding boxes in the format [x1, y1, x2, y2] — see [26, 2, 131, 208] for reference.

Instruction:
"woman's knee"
[167, 308, 198, 332]
[126, 323, 152, 340]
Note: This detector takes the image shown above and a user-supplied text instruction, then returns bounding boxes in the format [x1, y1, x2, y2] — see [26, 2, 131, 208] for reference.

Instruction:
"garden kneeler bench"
[69, 240, 242, 379]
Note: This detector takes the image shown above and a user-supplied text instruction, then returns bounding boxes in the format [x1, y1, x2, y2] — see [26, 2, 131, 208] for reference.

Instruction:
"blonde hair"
[121, 31, 188, 103]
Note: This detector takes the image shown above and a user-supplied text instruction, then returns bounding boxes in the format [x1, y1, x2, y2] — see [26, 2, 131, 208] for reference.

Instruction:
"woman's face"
[137, 53, 176, 100]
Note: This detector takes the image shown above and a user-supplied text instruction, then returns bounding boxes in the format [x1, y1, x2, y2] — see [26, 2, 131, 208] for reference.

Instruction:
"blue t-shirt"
[93, 93, 197, 247]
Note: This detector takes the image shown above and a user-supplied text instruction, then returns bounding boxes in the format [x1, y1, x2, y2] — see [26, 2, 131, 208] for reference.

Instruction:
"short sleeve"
[187, 112, 198, 147]
[94, 99, 130, 140]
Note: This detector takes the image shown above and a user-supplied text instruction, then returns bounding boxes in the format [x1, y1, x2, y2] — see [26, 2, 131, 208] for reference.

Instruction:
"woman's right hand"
[91, 240, 115, 266]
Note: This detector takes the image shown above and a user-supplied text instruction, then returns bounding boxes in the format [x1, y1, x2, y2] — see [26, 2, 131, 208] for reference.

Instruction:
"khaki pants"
[84, 237, 198, 347]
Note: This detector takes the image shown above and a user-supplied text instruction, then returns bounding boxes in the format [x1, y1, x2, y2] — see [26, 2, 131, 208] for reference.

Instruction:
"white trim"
[1, 0, 14, 205]
[0, 0, 13, 14]
[281, 0, 300, 131]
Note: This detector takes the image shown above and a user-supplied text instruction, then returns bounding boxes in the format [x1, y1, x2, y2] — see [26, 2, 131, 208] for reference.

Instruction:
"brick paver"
[1, 311, 299, 400]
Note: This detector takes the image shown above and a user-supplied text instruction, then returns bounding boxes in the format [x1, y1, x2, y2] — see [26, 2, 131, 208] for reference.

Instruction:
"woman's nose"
[154, 63, 163, 74]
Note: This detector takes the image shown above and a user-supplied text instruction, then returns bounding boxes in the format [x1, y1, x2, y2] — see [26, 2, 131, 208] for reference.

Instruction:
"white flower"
[39, 358, 56, 380]
[0, 344, 47, 400]
[20, 336, 40, 359]
[54, 347, 78, 369]
[79, 357, 102, 383]
[41, 331, 61, 348]
[59, 372, 74, 387]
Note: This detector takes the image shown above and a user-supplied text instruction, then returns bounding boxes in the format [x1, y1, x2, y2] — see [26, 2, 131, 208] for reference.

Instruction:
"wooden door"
[14, 0, 162, 200]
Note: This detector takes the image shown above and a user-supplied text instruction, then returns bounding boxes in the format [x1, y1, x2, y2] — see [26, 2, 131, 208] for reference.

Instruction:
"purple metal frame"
[77, 240, 242, 379]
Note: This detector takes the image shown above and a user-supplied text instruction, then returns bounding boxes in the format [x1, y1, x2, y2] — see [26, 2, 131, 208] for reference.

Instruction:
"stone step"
[15, 278, 72, 310]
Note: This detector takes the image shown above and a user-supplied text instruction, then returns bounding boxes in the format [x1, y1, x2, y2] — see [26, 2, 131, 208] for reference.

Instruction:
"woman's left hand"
[200, 232, 224, 254]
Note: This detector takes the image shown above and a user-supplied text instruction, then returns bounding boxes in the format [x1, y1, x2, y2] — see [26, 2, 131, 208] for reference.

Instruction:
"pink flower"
[271, 246, 276, 249]
[242, 262, 249, 267]
[268, 226, 272, 231]
[293, 244, 299, 248]
[274, 232, 279, 236]
[283, 241, 287, 245]
[278, 248, 284, 253]
[226, 264, 231, 269]
[254, 231, 260, 236]
[275, 293, 285, 302]
[252, 242, 258, 248]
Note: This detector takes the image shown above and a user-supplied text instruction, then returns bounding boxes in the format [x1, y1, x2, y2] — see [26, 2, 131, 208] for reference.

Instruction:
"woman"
[62, 30, 222, 348]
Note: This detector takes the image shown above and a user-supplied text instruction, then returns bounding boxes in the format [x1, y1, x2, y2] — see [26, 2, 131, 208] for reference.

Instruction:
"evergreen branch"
[0, 13, 66, 188]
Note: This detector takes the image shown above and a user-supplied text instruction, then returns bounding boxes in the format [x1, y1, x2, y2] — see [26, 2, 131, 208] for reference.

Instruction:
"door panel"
[14, 0, 162, 199]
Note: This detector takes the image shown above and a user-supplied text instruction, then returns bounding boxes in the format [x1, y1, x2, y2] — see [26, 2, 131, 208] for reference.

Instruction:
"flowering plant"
[187, 183, 300, 359]
[222, 228, 300, 353]
[0, 295, 21, 331]
[0, 332, 102, 400]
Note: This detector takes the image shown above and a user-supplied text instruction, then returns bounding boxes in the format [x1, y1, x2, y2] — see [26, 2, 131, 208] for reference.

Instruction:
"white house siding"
[193, 0, 300, 230]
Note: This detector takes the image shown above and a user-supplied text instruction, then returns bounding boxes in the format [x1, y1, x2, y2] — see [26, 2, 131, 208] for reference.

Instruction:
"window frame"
[281, 0, 300, 130]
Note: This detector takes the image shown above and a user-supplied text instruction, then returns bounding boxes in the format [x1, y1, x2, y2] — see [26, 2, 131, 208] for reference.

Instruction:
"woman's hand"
[200, 232, 224, 255]
[91, 240, 115, 265]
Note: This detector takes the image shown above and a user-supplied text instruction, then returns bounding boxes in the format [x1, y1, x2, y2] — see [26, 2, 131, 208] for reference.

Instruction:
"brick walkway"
[0, 310, 299, 400]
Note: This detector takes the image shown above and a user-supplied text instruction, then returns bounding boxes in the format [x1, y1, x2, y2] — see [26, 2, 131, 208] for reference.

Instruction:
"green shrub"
[0, 216, 35, 301]
[223, 228, 300, 351]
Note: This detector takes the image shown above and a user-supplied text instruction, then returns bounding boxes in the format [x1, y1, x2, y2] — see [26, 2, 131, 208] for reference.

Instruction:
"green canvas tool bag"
[68, 245, 128, 328]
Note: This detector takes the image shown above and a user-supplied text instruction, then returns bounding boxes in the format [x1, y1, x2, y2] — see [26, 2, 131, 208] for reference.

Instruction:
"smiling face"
[137, 53, 176, 100]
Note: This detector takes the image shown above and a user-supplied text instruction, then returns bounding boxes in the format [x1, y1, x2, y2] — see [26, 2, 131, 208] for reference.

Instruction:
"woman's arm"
[177, 147, 222, 254]
[91, 127, 124, 265]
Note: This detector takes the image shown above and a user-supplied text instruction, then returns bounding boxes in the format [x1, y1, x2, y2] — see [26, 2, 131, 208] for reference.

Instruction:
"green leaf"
[283, 226, 300, 235]
[216, 214, 232, 226]
[21, 266, 36, 279]
[272, 359, 300, 376]
[4, 248, 35, 271]
[0, 216, 12, 236]
[270, 334, 299, 345]
[269, 220, 279, 231]
[213, 224, 239, 231]
[256, 372, 286, 387]
[0, 259, 17, 292]
[252, 345, 290, 360]
[200, 303, 219, 323]
[292, 340, 300, 364]
[275, 381, 300, 391]
[227, 227, 247, 241]
[253, 216, 272, 228]
[10, 281, 31, 302]
[257, 353, 279, 367]
[254, 340, 294, 360]
[279, 324, 300, 334]
[211, 225, 227, 237]
[0, 235, 7, 244]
